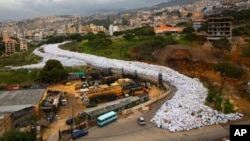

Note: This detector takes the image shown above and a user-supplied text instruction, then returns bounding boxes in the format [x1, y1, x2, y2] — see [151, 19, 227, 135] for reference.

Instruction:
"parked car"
[66, 117, 75, 125]
[138, 117, 146, 125]
[71, 129, 88, 140]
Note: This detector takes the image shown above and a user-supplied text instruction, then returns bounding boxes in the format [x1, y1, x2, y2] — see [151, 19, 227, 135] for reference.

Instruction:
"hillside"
[154, 38, 250, 118]
[152, 0, 196, 9]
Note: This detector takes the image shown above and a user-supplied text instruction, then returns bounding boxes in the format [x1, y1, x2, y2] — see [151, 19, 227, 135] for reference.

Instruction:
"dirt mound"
[155, 45, 219, 66]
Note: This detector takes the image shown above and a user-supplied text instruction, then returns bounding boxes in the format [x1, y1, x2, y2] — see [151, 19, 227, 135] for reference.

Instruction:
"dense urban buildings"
[0, 0, 249, 51]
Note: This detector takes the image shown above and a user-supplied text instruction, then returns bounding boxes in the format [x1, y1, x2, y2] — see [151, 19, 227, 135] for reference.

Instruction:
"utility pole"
[71, 104, 75, 135]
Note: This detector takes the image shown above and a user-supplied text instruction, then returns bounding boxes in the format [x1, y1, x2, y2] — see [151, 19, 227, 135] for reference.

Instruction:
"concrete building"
[4, 38, 16, 54]
[0, 89, 46, 136]
[206, 17, 233, 41]
[2, 30, 10, 39]
[109, 24, 118, 36]
[20, 39, 28, 52]
[33, 32, 43, 41]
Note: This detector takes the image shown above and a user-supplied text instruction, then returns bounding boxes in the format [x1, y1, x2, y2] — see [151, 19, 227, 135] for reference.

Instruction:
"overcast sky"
[0, 0, 169, 21]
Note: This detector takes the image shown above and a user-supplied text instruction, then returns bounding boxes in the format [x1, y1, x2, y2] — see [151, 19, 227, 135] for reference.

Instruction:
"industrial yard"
[41, 68, 163, 141]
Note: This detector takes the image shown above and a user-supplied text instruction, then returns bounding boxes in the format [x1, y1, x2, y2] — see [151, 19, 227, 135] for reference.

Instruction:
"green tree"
[223, 98, 234, 114]
[214, 62, 244, 97]
[214, 63, 244, 79]
[46, 35, 67, 44]
[113, 31, 123, 36]
[183, 27, 195, 34]
[206, 87, 234, 113]
[214, 92, 223, 111]
[123, 33, 135, 41]
[86, 31, 112, 48]
[135, 26, 155, 37]
[40, 59, 68, 83]
[212, 38, 231, 53]
[96, 31, 107, 38]
[1, 130, 36, 141]
[242, 43, 250, 57]
[83, 32, 95, 40]
[206, 87, 219, 103]
[233, 26, 250, 36]
[68, 33, 82, 42]
[184, 33, 198, 42]
[176, 22, 190, 27]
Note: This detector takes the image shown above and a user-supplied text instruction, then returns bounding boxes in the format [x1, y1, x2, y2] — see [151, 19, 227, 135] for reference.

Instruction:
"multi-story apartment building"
[2, 30, 10, 39]
[206, 17, 233, 41]
[4, 38, 16, 54]
[109, 24, 118, 36]
[20, 40, 28, 52]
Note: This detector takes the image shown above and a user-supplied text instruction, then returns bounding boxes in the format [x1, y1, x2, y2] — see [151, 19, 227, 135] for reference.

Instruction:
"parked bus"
[97, 111, 117, 127]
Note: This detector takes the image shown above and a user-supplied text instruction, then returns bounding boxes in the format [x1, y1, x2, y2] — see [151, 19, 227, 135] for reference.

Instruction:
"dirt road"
[42, 80, 85, 141]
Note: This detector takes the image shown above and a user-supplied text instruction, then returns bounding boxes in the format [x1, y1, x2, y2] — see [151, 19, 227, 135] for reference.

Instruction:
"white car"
[138, 117, 146, 126]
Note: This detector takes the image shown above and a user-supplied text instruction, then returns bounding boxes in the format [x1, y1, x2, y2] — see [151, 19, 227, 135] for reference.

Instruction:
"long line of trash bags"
[12, 42, 243, 132]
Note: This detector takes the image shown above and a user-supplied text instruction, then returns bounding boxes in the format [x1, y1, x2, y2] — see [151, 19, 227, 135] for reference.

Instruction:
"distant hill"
[124, 0, 196, 12]
[151, 0, 196, 9]
[88, 0, 196, 17]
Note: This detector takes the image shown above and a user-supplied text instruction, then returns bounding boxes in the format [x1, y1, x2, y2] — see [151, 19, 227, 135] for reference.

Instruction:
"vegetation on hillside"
[221, 8, 250, 37]
[212, 38, 232, 53]
[213, 63, 244, 79]
[221, 8, 250, 24]
[242, 42, 250, 57]
[60, 26, 178, 61]
[206, 87, 234, 114]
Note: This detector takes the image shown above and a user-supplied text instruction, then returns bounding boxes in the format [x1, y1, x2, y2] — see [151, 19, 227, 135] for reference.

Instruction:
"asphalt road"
[78, 86, 248, 141]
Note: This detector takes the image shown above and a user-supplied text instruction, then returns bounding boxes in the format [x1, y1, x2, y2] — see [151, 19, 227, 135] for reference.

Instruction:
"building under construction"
[206, 16, 233, 41]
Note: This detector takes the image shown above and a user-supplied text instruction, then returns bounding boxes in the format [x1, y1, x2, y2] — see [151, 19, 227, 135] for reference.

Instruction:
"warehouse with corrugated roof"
[0, 88, 46, 136]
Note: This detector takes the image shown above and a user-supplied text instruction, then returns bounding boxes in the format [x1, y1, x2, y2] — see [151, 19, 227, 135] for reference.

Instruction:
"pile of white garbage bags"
[12, 42, 243, 132]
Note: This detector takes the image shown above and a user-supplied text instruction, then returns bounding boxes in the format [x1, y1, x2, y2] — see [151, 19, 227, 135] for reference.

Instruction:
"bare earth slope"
[154, 41, 250, 119]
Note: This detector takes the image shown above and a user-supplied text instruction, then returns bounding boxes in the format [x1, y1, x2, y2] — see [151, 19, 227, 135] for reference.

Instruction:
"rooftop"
[80, 96, 140, 118]
[0, 104, 33, 114]
[0, 89, 46, 106]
